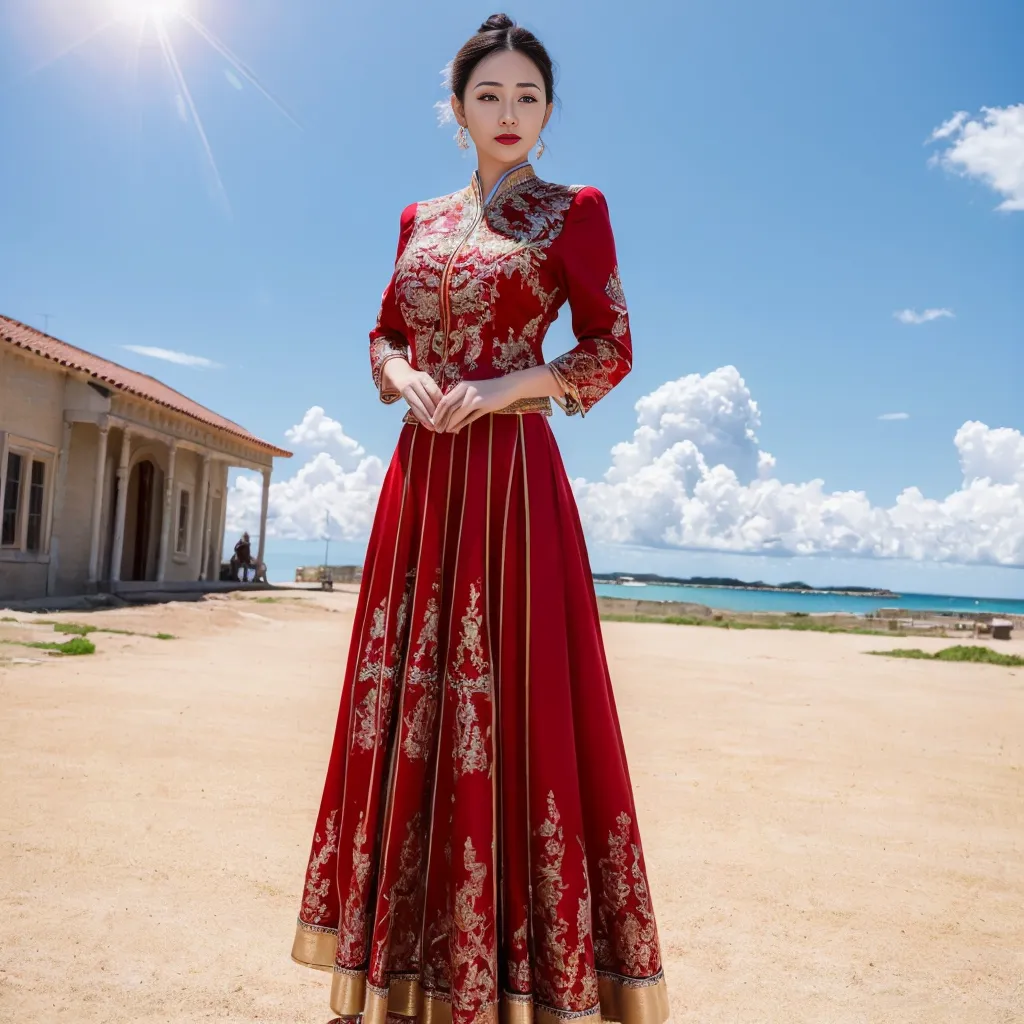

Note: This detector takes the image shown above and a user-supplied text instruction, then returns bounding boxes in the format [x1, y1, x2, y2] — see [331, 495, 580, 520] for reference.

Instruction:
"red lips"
[495, 134, 521, 145]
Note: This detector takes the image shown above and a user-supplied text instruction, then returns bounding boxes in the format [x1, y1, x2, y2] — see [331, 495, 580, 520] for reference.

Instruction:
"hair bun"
[479, 12, 514, 32]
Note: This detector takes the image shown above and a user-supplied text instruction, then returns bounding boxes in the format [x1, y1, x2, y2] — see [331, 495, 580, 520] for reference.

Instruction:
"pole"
[323, 510, 330, 569]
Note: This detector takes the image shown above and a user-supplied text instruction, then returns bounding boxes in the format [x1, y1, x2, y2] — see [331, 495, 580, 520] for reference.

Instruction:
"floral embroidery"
[605, 266, 629, 340]
[370, 812, 426, 979]
[301, 809, 339, 924]
[448, 581, 492, 779]
[493, 314, 544, 374]
[547, 339, 629, 417]
[594, 812, 661, 977]
[452, 837, 496, 1016]
[336, 812, 372, 965]
[507, 911, 532, 993]
[402, 583, 441, 762]
[534, 792, 599, 1010]
[352, 579, 413, 754]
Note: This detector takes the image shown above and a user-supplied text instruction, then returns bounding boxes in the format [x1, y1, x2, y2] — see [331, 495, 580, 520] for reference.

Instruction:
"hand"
[384, 359, 443, 430]
[431, 377, 520, 433]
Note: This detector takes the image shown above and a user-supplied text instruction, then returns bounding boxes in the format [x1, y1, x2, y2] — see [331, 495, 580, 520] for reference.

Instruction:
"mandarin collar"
[471, 162, 536, 207]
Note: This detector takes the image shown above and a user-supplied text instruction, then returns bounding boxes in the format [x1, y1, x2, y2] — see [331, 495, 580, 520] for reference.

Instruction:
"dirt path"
[1, 593, 1021, 1023]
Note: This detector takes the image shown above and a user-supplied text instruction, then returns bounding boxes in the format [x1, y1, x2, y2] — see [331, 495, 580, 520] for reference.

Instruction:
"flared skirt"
[291, 413, 668, 1024]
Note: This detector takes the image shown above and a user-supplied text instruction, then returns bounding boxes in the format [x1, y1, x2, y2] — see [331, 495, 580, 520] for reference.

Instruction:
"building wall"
[0, 349, 66, 602]
[52, 422, 101, 596]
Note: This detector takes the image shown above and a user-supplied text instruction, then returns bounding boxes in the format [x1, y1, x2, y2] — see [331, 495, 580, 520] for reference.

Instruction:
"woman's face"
[452, 48, 552, 167]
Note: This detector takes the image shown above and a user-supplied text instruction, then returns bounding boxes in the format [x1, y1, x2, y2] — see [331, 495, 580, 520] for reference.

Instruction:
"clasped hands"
[384, 360, 522, 433]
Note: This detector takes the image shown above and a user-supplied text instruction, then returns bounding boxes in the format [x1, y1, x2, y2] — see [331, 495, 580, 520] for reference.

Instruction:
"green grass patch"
[52, 622, 97, 636]
[600, 613, 905, 637]
[155, 633, 175, 641]
[0, 637, 96, 655]
[869, 645, 1024, 667]
[50, 622, 175, 640]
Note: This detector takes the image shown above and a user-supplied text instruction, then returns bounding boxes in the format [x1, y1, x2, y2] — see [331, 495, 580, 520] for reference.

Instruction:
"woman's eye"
[477, 93, 498, 101]
[519, 95, 537, 103]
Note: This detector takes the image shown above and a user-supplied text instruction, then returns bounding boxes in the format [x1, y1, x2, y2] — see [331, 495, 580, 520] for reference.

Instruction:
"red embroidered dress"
[292, 165, 669, 1024]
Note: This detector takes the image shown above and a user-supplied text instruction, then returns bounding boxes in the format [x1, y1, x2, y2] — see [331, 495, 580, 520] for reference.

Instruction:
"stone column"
[157, 441, 177, 582]
[256, 467, 271, 568]
[87, 424, 109, 585]
[109, 428, 132, 583]
[195, 454, 211, 580]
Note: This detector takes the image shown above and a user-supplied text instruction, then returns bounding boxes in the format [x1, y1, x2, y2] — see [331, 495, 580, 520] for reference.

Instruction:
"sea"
[593, 582, 1024, 616]
[261, 548, 1023, 617]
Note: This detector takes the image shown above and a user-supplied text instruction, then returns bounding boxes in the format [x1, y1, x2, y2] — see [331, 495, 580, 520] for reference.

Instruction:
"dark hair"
[450, 13, 555, 105]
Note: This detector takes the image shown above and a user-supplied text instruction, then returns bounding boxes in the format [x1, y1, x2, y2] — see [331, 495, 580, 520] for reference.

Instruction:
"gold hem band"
[294, 922, 669, 1024]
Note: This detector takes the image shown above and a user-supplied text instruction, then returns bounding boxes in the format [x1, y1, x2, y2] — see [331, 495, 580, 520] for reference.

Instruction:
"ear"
[450, 94, 466, 127]
[541, 102, 554, 131]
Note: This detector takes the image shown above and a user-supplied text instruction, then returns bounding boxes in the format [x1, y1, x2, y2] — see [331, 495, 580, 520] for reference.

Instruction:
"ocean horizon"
[257, 548, 1023, 616]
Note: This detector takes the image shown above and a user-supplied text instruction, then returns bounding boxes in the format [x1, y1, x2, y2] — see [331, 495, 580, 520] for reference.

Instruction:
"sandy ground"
[1, 592, 1022, 1024]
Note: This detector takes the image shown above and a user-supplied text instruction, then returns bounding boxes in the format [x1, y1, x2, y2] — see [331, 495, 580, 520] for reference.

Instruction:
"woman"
[292, 15, 669, 1024]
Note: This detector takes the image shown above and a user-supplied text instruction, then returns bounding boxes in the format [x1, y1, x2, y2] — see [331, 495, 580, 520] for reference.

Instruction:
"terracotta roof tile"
[0, 315, 291, 458]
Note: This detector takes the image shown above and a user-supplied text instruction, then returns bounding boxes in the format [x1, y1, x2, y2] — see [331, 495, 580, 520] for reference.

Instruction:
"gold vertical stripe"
[373, 431, 436, 967]
[517, 415, 535, 958]
[330, 429, 412, 937]
[365, 428, 418, 814]
[417, 434, 458, 960]
[483, 414, 499, 977]
[498, 420, 520, 975]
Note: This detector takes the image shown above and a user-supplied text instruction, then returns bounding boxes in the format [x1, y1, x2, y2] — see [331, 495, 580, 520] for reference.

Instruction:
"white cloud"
[894, 308, 954, 325]
[571, 367, 1024, 567]
[928, 104, 1024, 212]
[123, 345, 221, 369]
[226, 409, 385, 542]
[230, 380, 1024, 568]
[878, 412, 910, 421]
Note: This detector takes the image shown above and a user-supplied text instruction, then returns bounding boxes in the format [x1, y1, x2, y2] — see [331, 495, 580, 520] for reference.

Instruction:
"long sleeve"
[369, 202, 417, 403]
[547, 187, 632, 416]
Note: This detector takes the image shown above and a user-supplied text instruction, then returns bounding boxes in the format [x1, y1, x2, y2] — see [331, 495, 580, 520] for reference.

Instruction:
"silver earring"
[535, 135, 545, 159]
[456, 125, 470, 150]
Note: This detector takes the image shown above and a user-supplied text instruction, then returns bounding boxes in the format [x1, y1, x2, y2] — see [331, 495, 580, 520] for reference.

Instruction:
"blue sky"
[1, 0, 1021, 596]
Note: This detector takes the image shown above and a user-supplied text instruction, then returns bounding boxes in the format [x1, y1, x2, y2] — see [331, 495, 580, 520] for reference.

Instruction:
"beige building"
[0, 315, 291, 603]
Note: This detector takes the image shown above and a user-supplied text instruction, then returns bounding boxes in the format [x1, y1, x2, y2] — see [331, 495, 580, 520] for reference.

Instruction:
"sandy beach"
[1, 590, 1022, 1024]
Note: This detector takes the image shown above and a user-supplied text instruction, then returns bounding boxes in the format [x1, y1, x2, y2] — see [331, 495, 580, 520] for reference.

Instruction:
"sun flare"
[112, 0, 188, 22]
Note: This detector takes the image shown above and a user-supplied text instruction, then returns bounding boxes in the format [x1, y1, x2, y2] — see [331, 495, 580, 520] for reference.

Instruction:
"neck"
[476, 153, 530, 203]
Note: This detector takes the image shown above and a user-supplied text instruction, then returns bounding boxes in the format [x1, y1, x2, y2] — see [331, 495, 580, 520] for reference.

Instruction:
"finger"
[433, 387, 462, 432]
[453, 407, 488, 432]
[410, 381, 439, 416]
[422, 375, 444, 404]
[445, 393, 479, 433]
[404, 394, 435, 430]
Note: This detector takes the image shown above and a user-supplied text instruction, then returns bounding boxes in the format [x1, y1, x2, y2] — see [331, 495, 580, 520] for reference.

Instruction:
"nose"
[499, 106, 517, 127]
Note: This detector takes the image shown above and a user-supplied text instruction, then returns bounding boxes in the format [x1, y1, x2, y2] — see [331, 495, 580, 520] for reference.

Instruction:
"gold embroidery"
[594, 812, 661, 977]
[352, 579, 413, 754]
[534, 792, 599, 1010]
[547, 339, 628, 417]
[507, 909, 532, 993]
[452, 837, 495, 1015]
[337, 812, 372, 964]
[605, 266, 629, 340]
[389, 176, 583, 398]
[301, 809, 339, 924]
[402, 582, 441, 762]
[449, 581, 492, 779]
[371, 811, 427, 979]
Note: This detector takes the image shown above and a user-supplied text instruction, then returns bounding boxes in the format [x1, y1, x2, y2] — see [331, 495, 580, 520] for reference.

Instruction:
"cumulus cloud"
[571, 367, 1024, 567]
[124, 345, 221, 368]
[928, 104, 1024, 212]
[229, 380, 1024, 568]
[894, 308, 954, 325]
[226, 408, 386, 542]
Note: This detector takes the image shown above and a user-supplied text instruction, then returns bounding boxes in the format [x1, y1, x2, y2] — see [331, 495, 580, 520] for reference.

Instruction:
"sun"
[112, 0, 189, 22]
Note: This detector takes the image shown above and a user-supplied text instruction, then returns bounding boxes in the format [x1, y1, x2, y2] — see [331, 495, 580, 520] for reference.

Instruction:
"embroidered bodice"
[369, 164, 631, 417]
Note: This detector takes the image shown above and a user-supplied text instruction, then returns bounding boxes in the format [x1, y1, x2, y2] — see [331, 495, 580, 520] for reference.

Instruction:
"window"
[176, 488, 190, 554]
[26, 460, 46, 552]
[0, 438, 54, 557]
[2, 452, 22, 546]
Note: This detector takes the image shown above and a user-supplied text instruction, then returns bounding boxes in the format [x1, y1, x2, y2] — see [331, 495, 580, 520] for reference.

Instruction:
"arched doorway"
[121, 458, 164, 581]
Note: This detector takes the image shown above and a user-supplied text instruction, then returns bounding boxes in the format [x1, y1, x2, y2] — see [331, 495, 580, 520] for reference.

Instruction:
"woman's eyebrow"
[473, 80, 541, 89]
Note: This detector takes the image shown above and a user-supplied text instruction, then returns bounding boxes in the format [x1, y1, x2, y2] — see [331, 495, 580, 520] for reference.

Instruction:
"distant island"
[593, 572, 899, 599]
